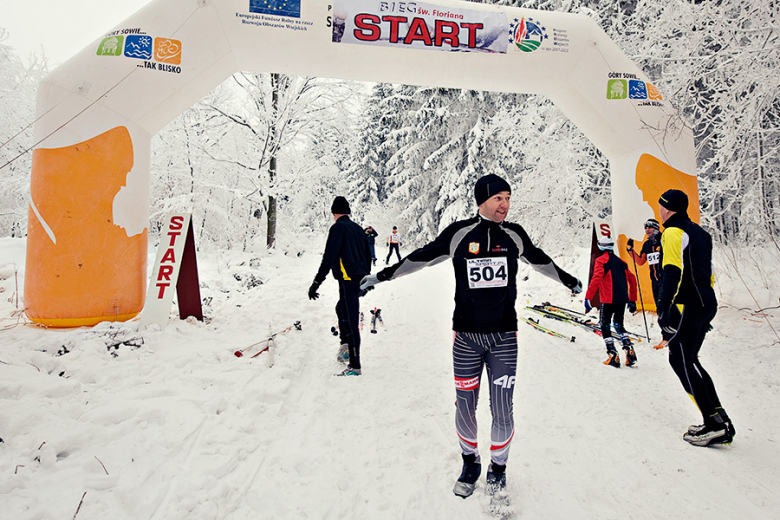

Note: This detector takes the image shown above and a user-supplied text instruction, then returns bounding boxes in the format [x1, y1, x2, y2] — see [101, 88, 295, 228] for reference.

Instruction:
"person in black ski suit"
[364, 225, 379, 266]
[656, 189, 734, 446]
[308, 196, 372, 376]
[359, 174, 582, 498]
[626, 218, 679, 349]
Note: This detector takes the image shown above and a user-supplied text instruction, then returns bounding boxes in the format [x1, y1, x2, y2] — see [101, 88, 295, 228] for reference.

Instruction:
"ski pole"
[628, 248, 651, 343]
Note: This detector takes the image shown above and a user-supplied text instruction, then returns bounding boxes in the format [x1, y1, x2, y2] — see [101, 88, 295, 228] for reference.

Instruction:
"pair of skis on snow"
[523, 303, 647, 343]
[233, 321, 302, 362]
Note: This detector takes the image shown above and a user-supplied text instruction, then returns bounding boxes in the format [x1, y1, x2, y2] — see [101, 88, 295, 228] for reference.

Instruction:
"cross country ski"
[369, 308, 384, 333]
[234, 320, 302, 358]
[532, 302, 647, 342]
[519, 316, 575, 342]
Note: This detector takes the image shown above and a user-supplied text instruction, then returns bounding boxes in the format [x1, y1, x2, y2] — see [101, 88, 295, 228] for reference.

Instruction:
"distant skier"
[584, 236, 638, 368]
[364, 225, 379, 266]
[308, 196, 372, 377]
[385, 226, 401, 264]
[656, 189, 734, 446]
[359, 174, 582, 499]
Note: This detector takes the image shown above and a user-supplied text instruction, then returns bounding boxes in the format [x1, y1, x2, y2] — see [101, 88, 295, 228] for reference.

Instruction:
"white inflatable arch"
[26, 0, 699, 326]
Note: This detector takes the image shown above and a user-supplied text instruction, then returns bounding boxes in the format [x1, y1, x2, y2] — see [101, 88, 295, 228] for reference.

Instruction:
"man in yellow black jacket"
[657, 189, 734, 446]
[309, 196, 372, 376]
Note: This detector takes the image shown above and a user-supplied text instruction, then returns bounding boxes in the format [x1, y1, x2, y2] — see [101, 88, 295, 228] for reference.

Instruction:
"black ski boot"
[623, 345, 637, 366]
[688, 408, 736, 438]
[684, 411, 734, 446]
[453, 453, 481, 498]
[603, 348, 620, 368]
[486, 463, 507, 495]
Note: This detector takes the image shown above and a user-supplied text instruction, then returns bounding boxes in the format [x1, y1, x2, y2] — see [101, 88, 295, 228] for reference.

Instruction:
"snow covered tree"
[0, 29, 46, 238]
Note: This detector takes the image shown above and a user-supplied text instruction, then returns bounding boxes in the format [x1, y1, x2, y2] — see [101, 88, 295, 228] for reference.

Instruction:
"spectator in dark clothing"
[364, 226, 379, 266]
[309, 196, 372, 376]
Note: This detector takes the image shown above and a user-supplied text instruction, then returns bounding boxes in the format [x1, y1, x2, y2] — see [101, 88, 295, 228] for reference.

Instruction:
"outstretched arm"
[504, 223, 580, 290]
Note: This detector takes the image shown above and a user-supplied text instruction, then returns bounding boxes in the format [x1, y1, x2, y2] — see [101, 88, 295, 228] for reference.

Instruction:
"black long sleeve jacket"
[314, 216, 372, 284]
[377, 215, 578, 333]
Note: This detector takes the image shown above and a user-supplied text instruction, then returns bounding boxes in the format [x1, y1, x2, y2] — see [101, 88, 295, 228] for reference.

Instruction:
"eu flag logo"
[249, 0, 300, 18]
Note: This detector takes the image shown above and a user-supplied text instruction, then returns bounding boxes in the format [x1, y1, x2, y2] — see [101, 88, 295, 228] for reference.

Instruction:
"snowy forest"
[1, 0, 778, 254]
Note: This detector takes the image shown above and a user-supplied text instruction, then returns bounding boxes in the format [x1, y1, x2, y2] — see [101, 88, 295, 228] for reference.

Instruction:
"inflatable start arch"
[27, 0, 698, 326]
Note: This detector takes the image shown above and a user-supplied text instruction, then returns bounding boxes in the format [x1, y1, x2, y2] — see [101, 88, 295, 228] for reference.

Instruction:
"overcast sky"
[0, 0, 152, 66]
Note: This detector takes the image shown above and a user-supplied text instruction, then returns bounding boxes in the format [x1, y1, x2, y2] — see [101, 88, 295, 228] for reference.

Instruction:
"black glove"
[627, 301, 637, 313]
[570, 279, 583, 295]
[308, 281, 320, 300]
[658, 304, 677, 334]
[626, 238, 634, 252]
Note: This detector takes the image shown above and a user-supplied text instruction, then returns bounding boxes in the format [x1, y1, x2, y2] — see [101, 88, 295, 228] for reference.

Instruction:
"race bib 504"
[467, 257, 508, 289]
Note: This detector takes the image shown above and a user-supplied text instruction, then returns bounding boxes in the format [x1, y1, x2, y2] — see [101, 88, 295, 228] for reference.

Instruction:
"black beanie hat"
[658, 189, 689, 213]
[331, 196, 351, 215]
[474, 174, 511, 206]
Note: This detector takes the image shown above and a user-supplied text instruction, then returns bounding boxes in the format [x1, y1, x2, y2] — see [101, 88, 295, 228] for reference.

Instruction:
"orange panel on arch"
[615, 154, 699, 313]
[25, 126, 147, 327]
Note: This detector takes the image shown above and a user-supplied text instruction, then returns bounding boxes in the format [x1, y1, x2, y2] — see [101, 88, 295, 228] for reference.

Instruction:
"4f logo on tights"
[493, 375, 515, 389]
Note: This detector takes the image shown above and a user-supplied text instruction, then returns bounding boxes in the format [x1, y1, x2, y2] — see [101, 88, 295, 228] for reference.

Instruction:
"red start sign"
[155, 215, 185, 299]
[139, 213, 203, 330]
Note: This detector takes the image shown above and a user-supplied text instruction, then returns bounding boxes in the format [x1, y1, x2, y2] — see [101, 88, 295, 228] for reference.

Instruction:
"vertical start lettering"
[156, 215, 184, 298]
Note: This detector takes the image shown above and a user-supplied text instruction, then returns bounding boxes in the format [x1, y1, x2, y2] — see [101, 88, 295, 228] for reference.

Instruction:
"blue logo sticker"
[249, 0, 301, 18]
[124, 35, 153, 60]
[628, 80, 648, 99]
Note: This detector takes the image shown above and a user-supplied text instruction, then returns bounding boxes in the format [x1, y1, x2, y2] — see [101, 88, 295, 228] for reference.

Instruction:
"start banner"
[332, 0, 508, 54]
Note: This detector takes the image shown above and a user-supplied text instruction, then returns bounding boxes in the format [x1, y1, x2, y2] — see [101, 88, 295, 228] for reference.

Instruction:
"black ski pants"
[386, 243, 401, 264]
[336, 278, 362, 369]
[598, 303, 629, 350]
[652, 279, 680, 341]
[667, 304, 721, 419]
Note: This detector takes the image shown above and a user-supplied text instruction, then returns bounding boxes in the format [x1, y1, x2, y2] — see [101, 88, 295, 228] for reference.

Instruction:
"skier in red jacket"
[584, 237, 638, 368]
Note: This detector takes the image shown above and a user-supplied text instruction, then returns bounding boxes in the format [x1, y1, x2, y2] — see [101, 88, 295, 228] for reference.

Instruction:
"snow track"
[1, 239, 778, 519]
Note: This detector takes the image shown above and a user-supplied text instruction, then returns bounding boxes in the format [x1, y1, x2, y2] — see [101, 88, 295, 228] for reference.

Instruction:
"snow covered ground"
[1, 235, 779, 519]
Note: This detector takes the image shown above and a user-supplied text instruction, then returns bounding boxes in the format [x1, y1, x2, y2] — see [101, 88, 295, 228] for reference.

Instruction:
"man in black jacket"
[309, 196, 372, 376]
[657, 189, 734, 446]
[364, 225, 379, 265]
[359, 174, 581, 497]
